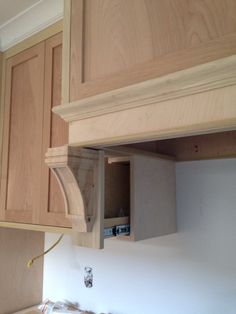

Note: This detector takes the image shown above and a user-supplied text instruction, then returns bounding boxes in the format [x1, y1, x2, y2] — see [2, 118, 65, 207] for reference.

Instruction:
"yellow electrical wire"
[27, 234, 64, 268]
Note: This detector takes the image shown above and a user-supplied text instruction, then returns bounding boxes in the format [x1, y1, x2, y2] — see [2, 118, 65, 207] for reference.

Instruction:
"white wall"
[43, 159, 236, 314]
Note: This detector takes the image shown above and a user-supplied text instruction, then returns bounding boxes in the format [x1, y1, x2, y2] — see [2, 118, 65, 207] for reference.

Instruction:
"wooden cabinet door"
[40, 33, 71, 227]
[0, 43, 45, 224]
[66, 0, 236, 102]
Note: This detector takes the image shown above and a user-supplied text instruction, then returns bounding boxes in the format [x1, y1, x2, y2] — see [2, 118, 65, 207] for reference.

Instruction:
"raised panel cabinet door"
[67, 0, 236, 101]
[40, 32, 71, 227]
[0, 43, 45, 224]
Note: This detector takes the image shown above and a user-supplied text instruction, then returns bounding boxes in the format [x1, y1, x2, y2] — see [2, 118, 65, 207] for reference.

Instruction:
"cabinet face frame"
[40, 32, 71, 227]
[65, 0, 236, 102]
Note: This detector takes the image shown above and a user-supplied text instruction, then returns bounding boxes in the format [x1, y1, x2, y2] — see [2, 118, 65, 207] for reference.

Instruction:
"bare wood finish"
[55, 55, 236, 122]
[62, 0, 71, 103]
[0, 52, 4, 185]
[0, 43, 45, 224]
[67, 83, 236, 147]
[40, 33, 70, 227]
[3, 20, 63, 59]
[45, 146, 102, 234]
[131, 155, 176, 240]
[66, 0, 236, 100]
[139, 131, 236, 162]
[105, 159, 130, 218]
[0, 228, 44, 314]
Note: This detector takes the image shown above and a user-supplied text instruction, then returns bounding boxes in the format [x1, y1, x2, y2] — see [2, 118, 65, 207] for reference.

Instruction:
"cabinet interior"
[105, 157, 130, 219]
[125, 130, 236, 162]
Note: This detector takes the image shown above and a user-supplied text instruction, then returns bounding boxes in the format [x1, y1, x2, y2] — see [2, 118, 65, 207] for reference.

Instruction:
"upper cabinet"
[0, 32, 70, 228]
[0, 43, 45, 224]
[64, 0, 236, 103]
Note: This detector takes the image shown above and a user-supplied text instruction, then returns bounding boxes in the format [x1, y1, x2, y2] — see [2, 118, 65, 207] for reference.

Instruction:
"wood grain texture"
[68, 84, 236, 147]
[0, 52, 4, 187]
[68, 0, 236, 99]
[105, 159, 130, 218]
[45, 146, 103, 239]
[131, 155, 176, 240]
[4, 20, 63, 59]
[142, 131, 236, 161]
[0, 43, 45, 223]
[62, 0, 72, 103]
[55, 55, 236, 122]
[40, 33, 70, 227]
[69, 0, 83, 101]
[0, 228, 44, 314]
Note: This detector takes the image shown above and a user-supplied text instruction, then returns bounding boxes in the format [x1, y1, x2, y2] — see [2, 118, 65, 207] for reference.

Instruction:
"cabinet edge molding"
[53, 55, 236, 122]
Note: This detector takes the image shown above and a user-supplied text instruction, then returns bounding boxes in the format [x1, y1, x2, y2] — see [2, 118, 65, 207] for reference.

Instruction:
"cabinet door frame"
[40, 32, 71, 227]
[64, 0, 236, 102]
[0, 42, 45, 223]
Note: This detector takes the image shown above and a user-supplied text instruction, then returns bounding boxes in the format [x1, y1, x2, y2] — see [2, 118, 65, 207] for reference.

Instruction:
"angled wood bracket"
[45, 145, 101, 232]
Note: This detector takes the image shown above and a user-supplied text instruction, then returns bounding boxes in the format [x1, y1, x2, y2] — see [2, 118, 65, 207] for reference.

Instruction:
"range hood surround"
[45, 56, 236, 247]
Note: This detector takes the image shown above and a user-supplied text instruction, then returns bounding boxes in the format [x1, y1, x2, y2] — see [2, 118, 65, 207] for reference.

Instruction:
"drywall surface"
[43, 159, 236, 314]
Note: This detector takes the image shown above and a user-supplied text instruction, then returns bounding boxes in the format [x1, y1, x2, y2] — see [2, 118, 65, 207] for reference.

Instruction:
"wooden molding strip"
[3, 20, 63, 59]
[54, 55, 236, 122]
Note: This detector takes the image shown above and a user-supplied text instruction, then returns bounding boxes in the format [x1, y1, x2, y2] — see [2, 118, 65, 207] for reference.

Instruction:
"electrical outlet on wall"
[84, 267, 93, 288]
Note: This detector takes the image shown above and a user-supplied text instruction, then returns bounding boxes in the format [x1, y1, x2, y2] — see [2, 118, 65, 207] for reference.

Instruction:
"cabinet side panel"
[0, 228, 44, 313]
[132, 156, 176, 241]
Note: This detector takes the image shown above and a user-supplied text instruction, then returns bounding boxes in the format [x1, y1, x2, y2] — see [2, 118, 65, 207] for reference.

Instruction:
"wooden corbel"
[45, 145, 101, 232]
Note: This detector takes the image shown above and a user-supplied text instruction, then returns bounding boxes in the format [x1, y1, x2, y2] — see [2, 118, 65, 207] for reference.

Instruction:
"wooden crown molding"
[0, 0, 63, 51]
[54, 55, 236, 122]
[45, 145, 101, 233]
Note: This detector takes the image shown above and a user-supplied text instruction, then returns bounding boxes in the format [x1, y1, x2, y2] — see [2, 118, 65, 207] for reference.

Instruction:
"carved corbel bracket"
[45, 145, 100, 232]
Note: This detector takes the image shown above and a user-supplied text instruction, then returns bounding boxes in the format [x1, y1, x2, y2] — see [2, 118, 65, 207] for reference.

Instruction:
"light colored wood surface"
[3, 20, 63, 59]
[0, 52, 4, 188]
[67, 0, 236, 100]
[0, 221, 72, 234]
[45, 146, 103, 242]
[13, 305, 40, 314]
[68, 83, 236, 146]
[40, 32, 71, 228]
[144, 131, 236, 161]
[55, 55, 236, 122]
[131, 155, 176, 241]
[69, 0, 83, 102]
[13, 306, 40, 314]
[62, 0, 71, 103]
[0, 228, 43, 314]
[0, 43, 45, 224]
[105, 159, 130, 218]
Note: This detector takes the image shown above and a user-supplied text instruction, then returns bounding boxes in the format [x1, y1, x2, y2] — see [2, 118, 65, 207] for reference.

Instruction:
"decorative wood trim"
[0, 216, 125, 234]
[45, 145, 101, 233]
[54, 55, 236, 122]
[0, 0, 63, 52]
[0, 221, 72, 234]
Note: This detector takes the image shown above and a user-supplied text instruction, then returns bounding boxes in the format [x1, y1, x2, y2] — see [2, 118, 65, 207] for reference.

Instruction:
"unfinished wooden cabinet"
[0, 228, 44, 314]
[0, 42, 45, 224]
[45, 145, 176, 248]
[64, 0, 236, 102]
[0, 31, 70, 228]
[40, 33, 70, 228]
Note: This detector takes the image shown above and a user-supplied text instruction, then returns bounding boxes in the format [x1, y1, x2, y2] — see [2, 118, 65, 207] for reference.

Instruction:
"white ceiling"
[0, 0, 63, 51]
[0, 0, 41, 28]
